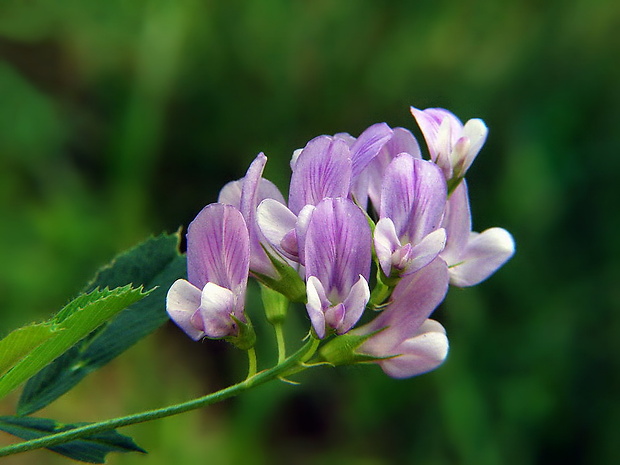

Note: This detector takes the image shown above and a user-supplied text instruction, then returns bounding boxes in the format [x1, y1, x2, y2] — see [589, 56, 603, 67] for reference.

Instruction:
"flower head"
[167, 104, 515, 383]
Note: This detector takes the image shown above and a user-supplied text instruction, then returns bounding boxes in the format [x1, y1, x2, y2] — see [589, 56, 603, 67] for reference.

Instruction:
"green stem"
[369, 268, 400, 309]
[246, 347, 257, 379]
[369, 280, 390, 307]
[274, 323, 286, 364]
[0, 338, 320, 459]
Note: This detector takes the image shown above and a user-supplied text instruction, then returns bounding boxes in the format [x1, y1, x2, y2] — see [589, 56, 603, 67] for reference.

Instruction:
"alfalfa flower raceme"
[0, 106, 515, 463]
[166, 105, 515, 378]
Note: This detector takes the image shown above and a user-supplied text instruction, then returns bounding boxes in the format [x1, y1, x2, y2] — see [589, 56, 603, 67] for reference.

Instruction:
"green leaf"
[0, 324, 58, 377]
[0, 286, 147, 401]
[0, 416, 146, 463]
[18, 232, 186, 415]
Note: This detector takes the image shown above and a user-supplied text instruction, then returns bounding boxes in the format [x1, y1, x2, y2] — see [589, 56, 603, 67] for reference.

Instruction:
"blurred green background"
[0, 0, 618, 464]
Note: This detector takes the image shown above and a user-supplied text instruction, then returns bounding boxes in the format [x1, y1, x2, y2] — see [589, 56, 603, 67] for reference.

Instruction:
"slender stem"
[274, 323, 286, 364]
[0, 338, 319, 459]
[369, 278, 391, 308]
[369, 268, 399, 309]
[246, 347, 257, 379]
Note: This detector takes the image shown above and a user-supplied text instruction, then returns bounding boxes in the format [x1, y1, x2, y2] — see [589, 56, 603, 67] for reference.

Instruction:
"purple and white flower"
[354, 258, 450, 378]
[441, 181, 515, 286]
[373, 154, 447, 277]
[304, 198, 372, 339]
[166, 203, 250, 340]
[411, 106, 488, 182]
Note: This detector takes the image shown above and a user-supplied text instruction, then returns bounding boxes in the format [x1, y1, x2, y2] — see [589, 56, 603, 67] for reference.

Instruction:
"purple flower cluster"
[166, 106, 515, 378]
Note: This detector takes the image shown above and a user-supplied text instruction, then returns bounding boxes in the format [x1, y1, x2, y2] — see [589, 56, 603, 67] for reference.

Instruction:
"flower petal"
[374, 217, 401, 277]
[441, 180, 472, 262]
[166, 279, 204, 340]
[363, 258, 449, 347]
[349, 122, 393, 178]
[238, 153, 286, 277]
[198, 282, 237, 338]
[295, 204, 315, 265]
[288, 136, 352, 215]
[448, 227, 515, 287]
[400, 228, 447, 276]
[257, 199, 299, 260]
[338, 275, 370, 335]
[218, 176, 285, 209]
[306, 275, 329, 339]
[379, 154, 416, 232]
[384, 127, 422, 159]
[289, 148, 303, 171]
[218, 180, 243, 208]
[459, 118, 488, 175]
[187, 203, 250, 294]
[325, 303, 346, 334]
[378, 319, 449, 378]
[366, 127, 422, 210]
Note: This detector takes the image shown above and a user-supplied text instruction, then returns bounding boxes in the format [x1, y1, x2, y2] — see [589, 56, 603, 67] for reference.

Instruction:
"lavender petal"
[186, 203, 250, 293]
[305, 198, 371, 299]
[288, 136, 352, 215]
[448, 227, 515, 287]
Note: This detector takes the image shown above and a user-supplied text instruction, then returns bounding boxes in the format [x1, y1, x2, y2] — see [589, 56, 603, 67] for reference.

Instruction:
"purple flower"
[166, 203, 250, 340]
[354, 258, 450, 378]
[441, 181, 515, 286]
[304, 198, 372, 339]
[374, 154, 447, 277]
[411, 106, 488, 181]
[218, 153, 288, 279]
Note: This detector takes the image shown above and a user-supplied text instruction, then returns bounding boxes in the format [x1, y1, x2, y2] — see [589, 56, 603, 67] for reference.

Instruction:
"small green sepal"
[318, 329, 391, 366]
[447, 176, 464, 196]
[369, 267, 399, 308]
[226, 315, 256, 350]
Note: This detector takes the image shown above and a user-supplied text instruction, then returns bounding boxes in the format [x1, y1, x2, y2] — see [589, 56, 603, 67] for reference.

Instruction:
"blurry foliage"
[0, 0, 619, 464]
